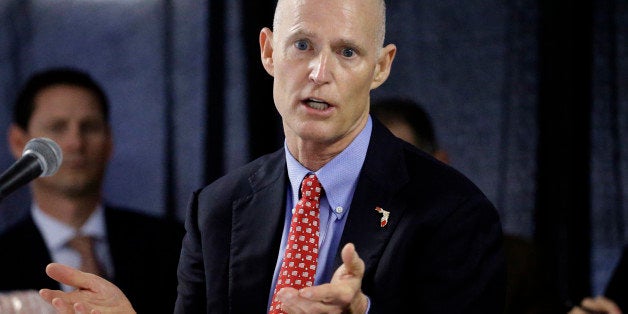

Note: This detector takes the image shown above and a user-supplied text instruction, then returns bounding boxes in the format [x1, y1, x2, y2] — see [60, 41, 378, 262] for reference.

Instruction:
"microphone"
[0, 137, 63, 202]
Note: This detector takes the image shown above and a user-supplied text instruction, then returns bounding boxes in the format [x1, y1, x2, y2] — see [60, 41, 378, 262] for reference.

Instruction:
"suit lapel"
[228, 122, 410, 310]
[0, 215, 60, 290]
[335, 121, 410, 281]
[229, 150, 288, 312]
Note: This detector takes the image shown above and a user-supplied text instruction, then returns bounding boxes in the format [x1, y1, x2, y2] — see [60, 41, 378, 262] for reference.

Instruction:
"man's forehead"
[31, 95, 105, 121]
[274, 0, 382, 26]
[277, 2, 379, 35]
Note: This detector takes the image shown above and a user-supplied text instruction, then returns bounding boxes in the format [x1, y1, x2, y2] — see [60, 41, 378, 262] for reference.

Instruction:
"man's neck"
[286, 122, 367, 171]
[32, 189, 101, 229]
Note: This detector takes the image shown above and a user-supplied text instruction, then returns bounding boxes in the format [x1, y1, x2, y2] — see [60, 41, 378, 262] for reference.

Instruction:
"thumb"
[46, 263, 101, 292]
[340, 243, 365, 277]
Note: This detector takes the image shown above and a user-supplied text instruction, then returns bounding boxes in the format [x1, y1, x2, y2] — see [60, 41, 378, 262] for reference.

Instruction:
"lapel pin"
[374, 206, 390, 227]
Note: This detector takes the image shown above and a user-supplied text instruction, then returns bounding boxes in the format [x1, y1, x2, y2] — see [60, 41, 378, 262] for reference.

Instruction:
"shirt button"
[335, 206, 343, 214]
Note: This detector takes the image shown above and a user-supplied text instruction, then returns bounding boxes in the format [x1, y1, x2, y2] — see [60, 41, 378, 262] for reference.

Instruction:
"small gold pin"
[374, 206, 390, 227]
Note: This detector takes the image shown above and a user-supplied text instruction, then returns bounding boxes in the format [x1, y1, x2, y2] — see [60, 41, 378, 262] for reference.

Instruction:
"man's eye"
[81, 122, 105, 134]
[341, 48, 355, 58]
[295, 40, 309, 51]
[47, 123, 66, 133]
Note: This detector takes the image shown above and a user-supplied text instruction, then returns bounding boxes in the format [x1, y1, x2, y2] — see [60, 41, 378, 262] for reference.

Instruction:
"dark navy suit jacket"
[0, 206, 183, 314]
[176, 119, 506, 313]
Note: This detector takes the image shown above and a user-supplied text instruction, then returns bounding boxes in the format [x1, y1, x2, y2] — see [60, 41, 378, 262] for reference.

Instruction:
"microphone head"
[22, 138, 63, 177]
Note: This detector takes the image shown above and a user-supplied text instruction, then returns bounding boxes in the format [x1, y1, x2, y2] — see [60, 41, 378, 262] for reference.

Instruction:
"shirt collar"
[285, 117, 372, 218]
[32, 203, 107, 250]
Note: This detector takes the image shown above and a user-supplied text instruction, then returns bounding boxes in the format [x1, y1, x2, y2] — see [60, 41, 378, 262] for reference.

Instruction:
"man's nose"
[309, 50, 331, 85]
[60, 127, 84, 152]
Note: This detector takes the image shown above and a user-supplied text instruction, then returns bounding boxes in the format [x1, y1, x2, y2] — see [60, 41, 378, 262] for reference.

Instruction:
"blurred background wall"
[0, 0, 626, 308]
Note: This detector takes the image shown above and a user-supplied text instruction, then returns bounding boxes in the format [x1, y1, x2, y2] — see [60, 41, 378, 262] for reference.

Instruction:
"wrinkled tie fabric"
[269, 173, 322, 314]
[67, 234, 103, 277]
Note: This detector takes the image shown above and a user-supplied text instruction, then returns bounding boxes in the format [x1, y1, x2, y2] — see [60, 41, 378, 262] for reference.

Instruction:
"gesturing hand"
[568, 296, 622, 314]
[39, 263, 135, 314]
[276, 243, 369, 314]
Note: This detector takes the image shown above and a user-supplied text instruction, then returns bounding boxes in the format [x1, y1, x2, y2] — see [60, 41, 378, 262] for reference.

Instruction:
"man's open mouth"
[305, 98, 330, 110]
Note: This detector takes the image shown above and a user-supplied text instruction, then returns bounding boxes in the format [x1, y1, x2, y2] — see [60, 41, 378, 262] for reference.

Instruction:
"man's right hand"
[39, 263, 135, 314]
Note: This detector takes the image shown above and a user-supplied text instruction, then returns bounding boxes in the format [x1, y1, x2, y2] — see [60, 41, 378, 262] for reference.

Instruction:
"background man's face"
[18, 84, 112, 197]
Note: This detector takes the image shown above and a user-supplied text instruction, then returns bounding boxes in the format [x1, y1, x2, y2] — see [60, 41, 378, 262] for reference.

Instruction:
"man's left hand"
[276, 243, 369, 314]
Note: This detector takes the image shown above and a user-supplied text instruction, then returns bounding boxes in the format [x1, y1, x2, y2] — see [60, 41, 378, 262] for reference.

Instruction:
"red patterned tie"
[269, 174, 322, 314]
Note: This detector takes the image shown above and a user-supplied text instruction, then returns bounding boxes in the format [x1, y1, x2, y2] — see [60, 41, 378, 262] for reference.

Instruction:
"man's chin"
[37, 179, 101, 198]
[63, 186, 100, 197]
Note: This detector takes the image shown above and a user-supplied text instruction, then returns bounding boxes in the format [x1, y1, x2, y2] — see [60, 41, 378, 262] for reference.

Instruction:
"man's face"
[13, 84, 112, 197]
[263, 0, 395, 150]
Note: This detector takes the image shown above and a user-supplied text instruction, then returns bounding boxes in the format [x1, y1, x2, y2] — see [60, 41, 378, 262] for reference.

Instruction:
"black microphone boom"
[0, 137, 63, 202]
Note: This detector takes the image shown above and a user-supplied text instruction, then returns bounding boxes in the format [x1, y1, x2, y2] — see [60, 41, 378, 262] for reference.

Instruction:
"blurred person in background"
[0, 67, 183, 313]
[371, 97, 558, 314]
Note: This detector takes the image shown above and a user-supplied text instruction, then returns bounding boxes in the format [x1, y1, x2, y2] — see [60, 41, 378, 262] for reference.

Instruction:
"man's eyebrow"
[333, 38, 368, 55]
[335, 38, 360, 48]
[285, 30, 364, 50]
[285, 29, 317, 42]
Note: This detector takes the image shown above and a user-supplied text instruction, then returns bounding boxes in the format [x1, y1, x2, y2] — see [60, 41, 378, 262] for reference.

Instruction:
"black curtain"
[205, 0, 226, 184]
[205, 0, 281, 184]
[243, 2, 283, 160]
[536, 0, 593, 307]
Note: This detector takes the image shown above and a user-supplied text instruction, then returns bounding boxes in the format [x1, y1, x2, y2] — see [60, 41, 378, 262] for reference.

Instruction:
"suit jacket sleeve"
[175, 149, 287, 313]
[175, 189, 212, 313]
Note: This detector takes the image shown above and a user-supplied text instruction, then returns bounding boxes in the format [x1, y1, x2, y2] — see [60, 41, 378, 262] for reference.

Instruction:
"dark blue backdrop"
[0, 0, 626, 303]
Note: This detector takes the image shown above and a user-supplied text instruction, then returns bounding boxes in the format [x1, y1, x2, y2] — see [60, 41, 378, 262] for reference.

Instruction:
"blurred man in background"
[371, 97, 558, 314]
[0, 67, 183, 313]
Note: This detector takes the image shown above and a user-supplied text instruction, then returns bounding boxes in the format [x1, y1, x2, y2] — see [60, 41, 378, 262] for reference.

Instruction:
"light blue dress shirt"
[31, 203, 113, 291]
[268, 117, 373, 307]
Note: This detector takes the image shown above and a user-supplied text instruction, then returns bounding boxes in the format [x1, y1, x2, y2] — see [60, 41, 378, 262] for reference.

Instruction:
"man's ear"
[370, 43, 397, 90]
[260, 27, 275, 77]
[8, 124, 29, 160]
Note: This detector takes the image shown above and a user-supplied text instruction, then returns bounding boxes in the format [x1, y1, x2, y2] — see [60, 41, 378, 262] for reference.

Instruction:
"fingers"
[39, 288, 76, 305]
[287, 243, 367, 313]
[569, 296, 623, 314]
[50, 297, 73, 314]
[40, 291, 101, 314]
[73, 301, 99, 314]
[276, 288, 340, 314]
[49, 298, 95, 314]
[40, 290, 85, 314]
[39, 288, 56, 303]
[299, 283, 353, 305]
[568, 308, 588, 314]
[580, 296, 622, 314]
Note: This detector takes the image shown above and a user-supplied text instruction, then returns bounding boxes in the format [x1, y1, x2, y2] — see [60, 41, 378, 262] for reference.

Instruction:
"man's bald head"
[273, 0, 387, 49]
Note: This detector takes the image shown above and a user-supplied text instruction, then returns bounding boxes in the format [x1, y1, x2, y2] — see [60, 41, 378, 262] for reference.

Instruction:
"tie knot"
[67, 235, 95, 254]
[300, 174, 322, 201]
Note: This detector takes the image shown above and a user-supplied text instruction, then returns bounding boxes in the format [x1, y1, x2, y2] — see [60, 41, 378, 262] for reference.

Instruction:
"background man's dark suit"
[0, 206, 183, 313]
[176, 119, 505, 313]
